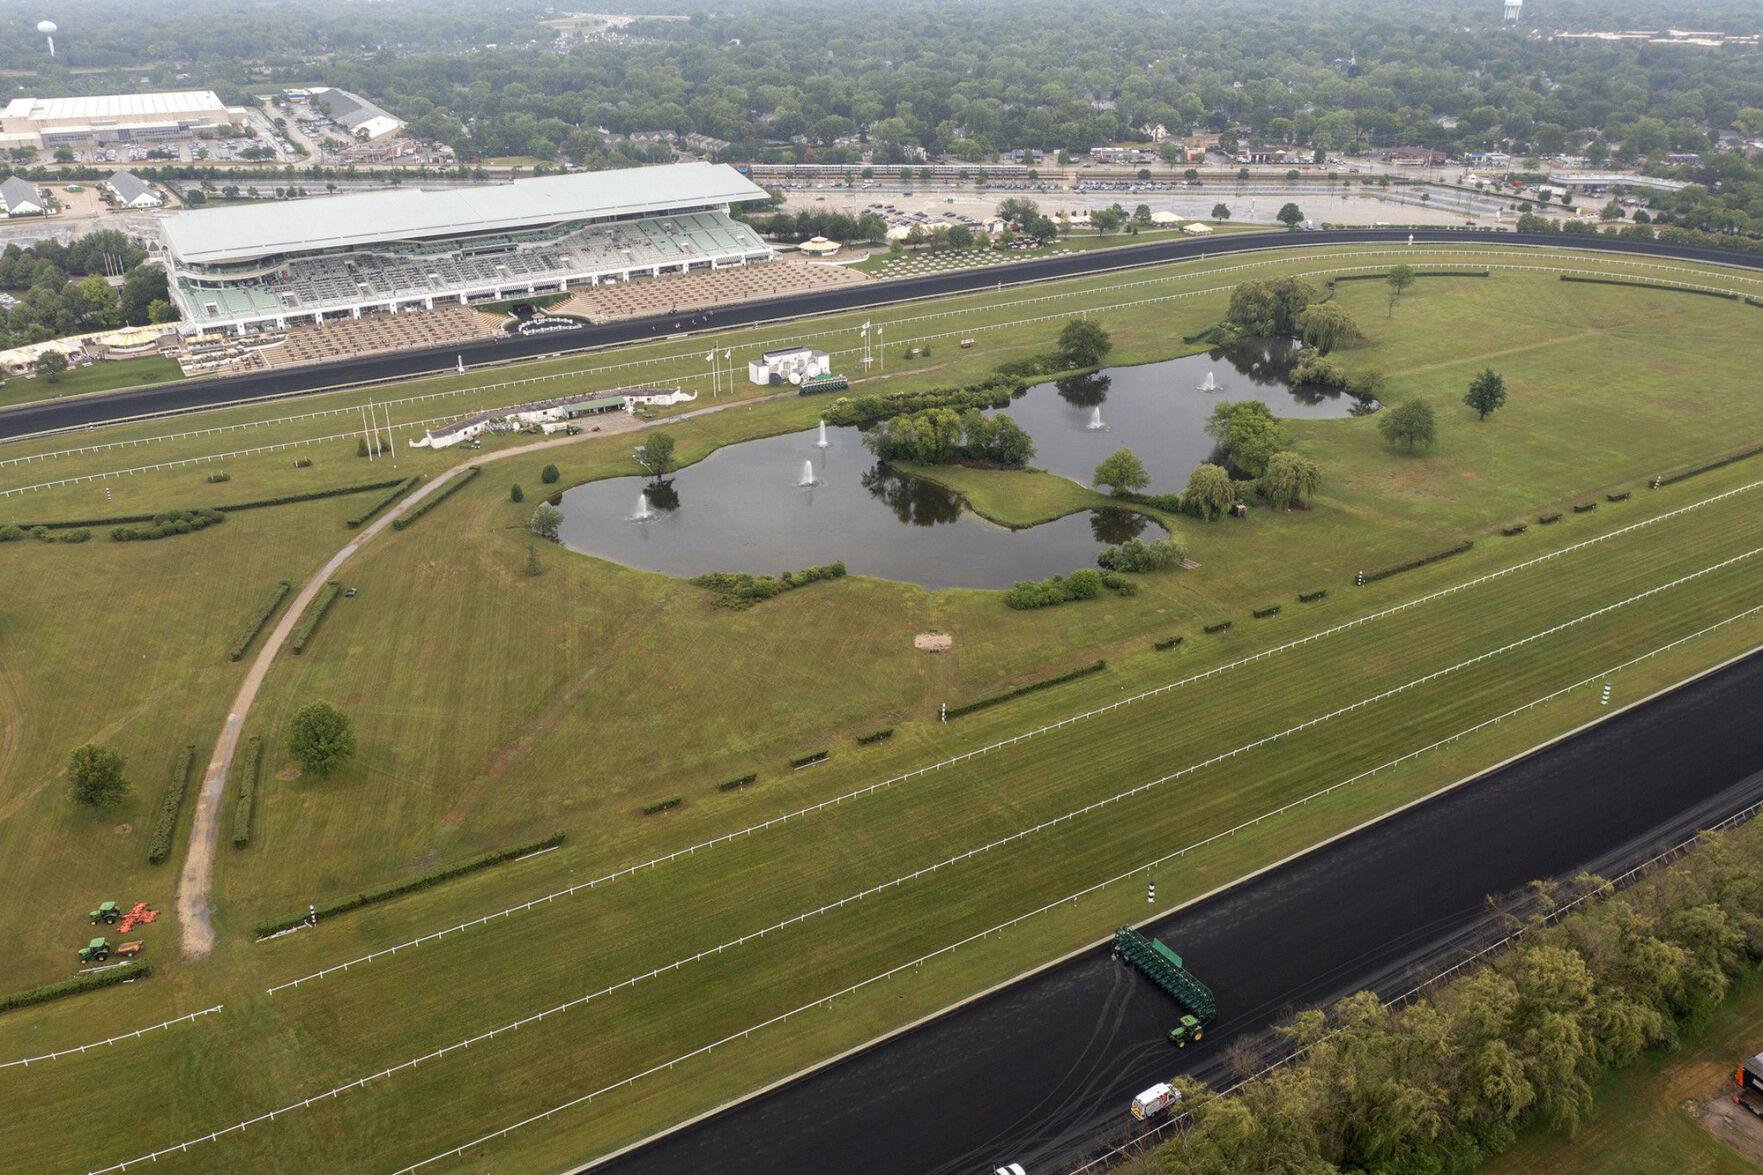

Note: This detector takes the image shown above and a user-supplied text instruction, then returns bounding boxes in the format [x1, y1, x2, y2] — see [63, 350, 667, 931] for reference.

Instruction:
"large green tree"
[1378, 399, 1438, 452]
[287, 702, 357, 780]
[67, 743, 128, 807]
[1385, 263, 1417, 317]
[1276, 202, 1306, 229]
[1260, 451, 1322, 509]
[1464, 368, 1509, 420]
[1183, 463, 1236, 520]
[1057, 318, 1113, 369]
[1093, 447, 1149, 497]
[1298, 302, 1357, 355]
[632, 432, 677, 479]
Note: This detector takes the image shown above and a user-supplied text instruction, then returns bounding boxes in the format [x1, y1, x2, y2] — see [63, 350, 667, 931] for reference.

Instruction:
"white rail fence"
[1, 1005, 222, 1070]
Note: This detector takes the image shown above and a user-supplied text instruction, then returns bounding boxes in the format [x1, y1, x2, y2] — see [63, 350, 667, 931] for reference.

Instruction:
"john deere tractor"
[89, 901, 120, 925]
[78, 937, 113, 963]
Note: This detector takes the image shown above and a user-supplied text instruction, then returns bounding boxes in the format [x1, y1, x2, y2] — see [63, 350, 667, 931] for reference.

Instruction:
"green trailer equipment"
[1113, 926, 1217, 1047]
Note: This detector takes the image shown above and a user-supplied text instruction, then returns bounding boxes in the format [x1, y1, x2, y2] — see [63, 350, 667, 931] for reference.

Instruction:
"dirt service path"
[175, 419, 642, 960]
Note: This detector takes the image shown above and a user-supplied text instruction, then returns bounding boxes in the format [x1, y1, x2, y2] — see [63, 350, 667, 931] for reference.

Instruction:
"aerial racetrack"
[4, 231, 1763, 1174]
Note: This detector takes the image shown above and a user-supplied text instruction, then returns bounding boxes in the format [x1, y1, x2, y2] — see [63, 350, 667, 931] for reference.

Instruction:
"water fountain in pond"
[798, 459, 819, 487]
[816, 419, 830, 448]
[1086, 405, 1109, 431]
[632, 490, 654, 521]
[1199, 370, 1218, 392]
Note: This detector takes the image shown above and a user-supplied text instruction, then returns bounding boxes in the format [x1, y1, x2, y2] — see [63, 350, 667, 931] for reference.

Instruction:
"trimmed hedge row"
[691, 562, 847, 609]
[1329, 269, 1490, 283]
[1656, 442, 1763, 488]
[289, 581, 342, 655]
[716, 773, 757, 792]
[345, 475, 422, 528]
[232, 736, 262, 849]
[1539, 511, 1563, 524]
[0, 963, 151, 1015]
[1153, 635, 1184, 651]
[14, 478, 407, 531]
[146, 745, 196, 865]
[1501, 524, 1529, 537]
[1560, 274, 1741, 300]
[229, 581, 291, 662]
[1253, 604, 1282, 619]
[791, 750, 830, 769]
[856, 729, 894, 745]
[1204, 620, 1233, 634]
[944, 660, 1107, 721]
[1572, 501, 1597, 514]
[1607, 490, 1632, 502]
[391, 466, 480, 531]
[1358, 540, 1474, 585]
[643, 796, 682, 815]
[1298, 589, 1328, 603]
[253, 832, 566, 937]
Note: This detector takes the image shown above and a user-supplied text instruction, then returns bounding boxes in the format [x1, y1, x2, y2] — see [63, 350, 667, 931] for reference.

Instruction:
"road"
[5, 228, 1763, 444]
[595, 646, 1763, 1175]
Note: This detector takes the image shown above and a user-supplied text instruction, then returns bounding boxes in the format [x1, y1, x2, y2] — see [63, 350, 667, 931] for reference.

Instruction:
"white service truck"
[1130, 1082, 1182, 1120]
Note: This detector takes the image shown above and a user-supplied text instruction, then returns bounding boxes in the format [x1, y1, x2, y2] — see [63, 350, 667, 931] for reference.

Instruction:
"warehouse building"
[305, 88, 405, 142]
[160, 162, 774, 336]
[0, 91, 246, 151]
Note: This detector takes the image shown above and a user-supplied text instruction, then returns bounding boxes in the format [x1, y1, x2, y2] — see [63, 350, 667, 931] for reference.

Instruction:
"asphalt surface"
[596, 648, 1763, 1175]
[7, 228, 1763, 443]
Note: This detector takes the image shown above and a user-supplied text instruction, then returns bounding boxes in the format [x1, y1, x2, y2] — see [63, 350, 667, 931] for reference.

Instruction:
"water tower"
[1502, 0, 1522, 22]
[37, 20, 57, 56]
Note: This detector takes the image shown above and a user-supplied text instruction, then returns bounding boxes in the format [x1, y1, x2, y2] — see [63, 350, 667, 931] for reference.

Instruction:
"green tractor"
[89, 901, 120, 925]
[1168, 1013, 1206, 1048]
[78, 937, 113, 963]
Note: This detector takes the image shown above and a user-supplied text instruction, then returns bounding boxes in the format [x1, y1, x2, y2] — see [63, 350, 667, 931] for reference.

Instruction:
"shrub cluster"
[716, 773, 757, 792]
[943, 660, 1107, 720]
[1155, 824, 1763, 1175]
[145, 745, 197, 865]
[643, 796, 682, 815]
[1539, 511, 1563, 525]
[206, 472, 231, 484]
[1253, 604, 1281, 618]
[1298, 589, 1328, 603]
[1656, 442, 1763, 487]
[391, 466, 480, 530]
[1096, 537, 1183, 573]
[111, 508, 224, 542]
[289, 581, 343, 655]
[1203, 620, 1233, 634]
[992, 354, 1071, 380]
[345, 475, 421, 528]
[1358, 539, 1474, 585]
[1153, 635, 1184, 651]
[228, 581, 292, 662]
[1004, 568, 1136, 610]
[0, 963, 152, 1015]
[1572, 501, 1597, 514]
[253, 832, 565, 937]
[690, 562, 846, 609]
[0, 523, 89, 543]
[856, 729, 894, 745]
[232, 736, 262, 849]
[821, 376, 1023, 428]
[791, 750, 830, 769]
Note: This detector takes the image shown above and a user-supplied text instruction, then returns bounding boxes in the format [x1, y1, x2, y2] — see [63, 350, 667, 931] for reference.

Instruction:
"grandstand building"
[160, 162, 775, 336]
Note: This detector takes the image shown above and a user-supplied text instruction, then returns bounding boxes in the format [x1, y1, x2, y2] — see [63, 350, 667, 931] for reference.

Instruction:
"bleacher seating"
[561, 259, 869, 322]
[255, 304, 502, 368]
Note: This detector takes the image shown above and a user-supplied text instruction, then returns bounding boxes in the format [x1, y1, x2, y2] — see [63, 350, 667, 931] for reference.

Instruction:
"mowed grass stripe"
[260, 485, 1763, 1024]
[54, 568, 1763, 1175]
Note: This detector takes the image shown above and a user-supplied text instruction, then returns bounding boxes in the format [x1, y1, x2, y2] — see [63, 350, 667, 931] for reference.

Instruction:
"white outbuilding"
[748, 346, 830, 386]
[796, 235, 841, 257]
[104, 170, 163, 208]
[0, 176, 45, 217]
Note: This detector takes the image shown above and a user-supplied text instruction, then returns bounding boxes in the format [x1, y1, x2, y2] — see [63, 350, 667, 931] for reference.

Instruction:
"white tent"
[1182, 222, 1214, 235]
[1150, 210, 1182, 225]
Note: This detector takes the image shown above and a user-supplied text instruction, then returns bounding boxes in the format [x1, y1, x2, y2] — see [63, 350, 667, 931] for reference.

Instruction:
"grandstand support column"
[458, 293, 468, 305]
[424, 296, 433, 309]
[352, 307, 362, 318]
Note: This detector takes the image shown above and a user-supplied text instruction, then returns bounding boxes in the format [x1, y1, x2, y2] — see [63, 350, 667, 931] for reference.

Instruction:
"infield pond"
[557, 342, 1358, 589]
